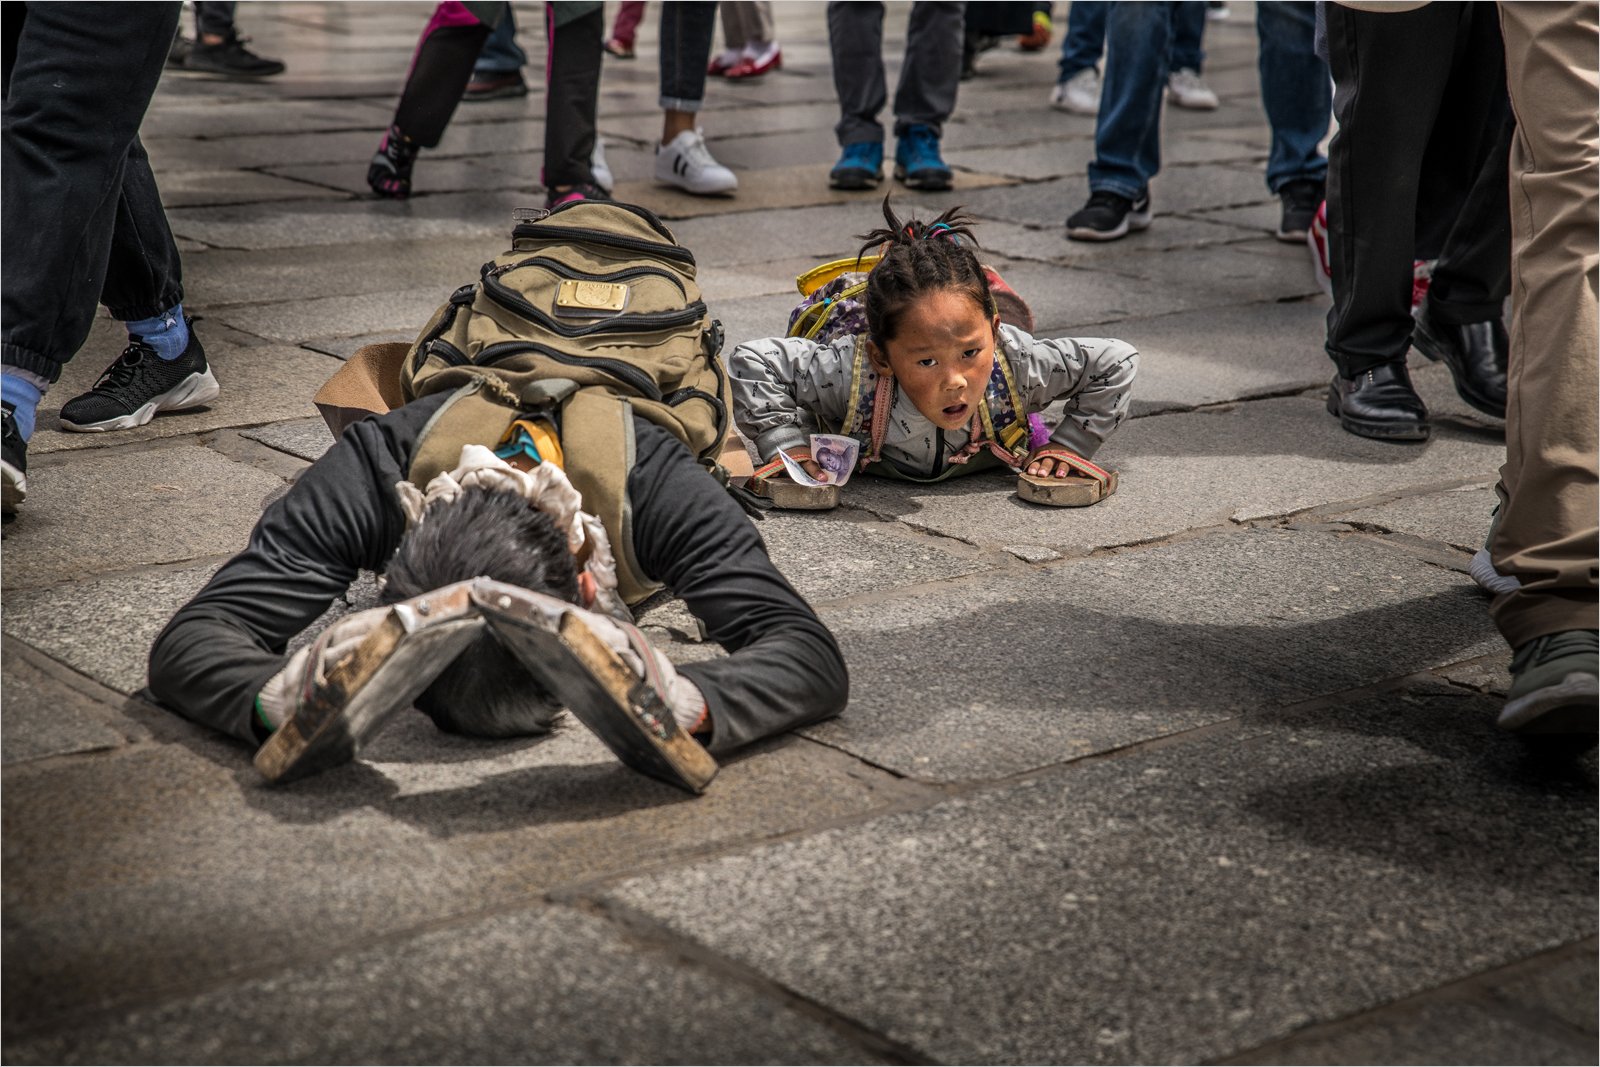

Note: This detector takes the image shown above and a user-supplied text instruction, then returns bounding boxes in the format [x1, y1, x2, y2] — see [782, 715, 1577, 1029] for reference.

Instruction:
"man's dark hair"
[855, 196, 994, 351]
[382, 485, 580, 737]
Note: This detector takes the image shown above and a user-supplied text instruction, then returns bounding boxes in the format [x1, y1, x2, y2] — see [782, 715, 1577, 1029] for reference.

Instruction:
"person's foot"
[183, 30, 285, 77]
[462, 69, 528, 102]
[591, 138, 614, 194]
[58, 328, 220, 433]
[1, 405, 26, 516]
[1166, 67, 1219, 110]
[654, 128, 738, 195]
[894, 125, 952, 191]
[707, 47, 741, 76]
[1277, 178, 1324, 243]
[727, 41, 781, 78]
[1066, 190, 1152, 242]
[829, 141, 884, 190]
[1050, 67, 1101, 115]
[1206, 1, 1231, 20]
[603, 37, 635, 59]
[1499, 630, 1599, 735]
[546, 182, 611, 210]
[167, 31, 191, 69]
[1325, 362, 1430, 442]
[1306, 200, 1332, 297]
[1018, 9, 1053, 51]
[367, 126, 418, 199]
[1410, 295, 1508, 419]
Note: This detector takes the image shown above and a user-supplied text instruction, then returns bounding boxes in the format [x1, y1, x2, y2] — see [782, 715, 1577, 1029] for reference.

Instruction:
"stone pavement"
[2, 4, 1594, 1063]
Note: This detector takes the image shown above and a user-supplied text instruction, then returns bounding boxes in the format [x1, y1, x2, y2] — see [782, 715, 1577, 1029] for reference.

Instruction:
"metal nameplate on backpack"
[555, 279, 629, 318]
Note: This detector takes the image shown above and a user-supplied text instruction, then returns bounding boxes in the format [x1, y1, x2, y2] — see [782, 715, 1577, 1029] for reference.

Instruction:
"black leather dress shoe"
[1410, 297, 1508, 419]
[1326, 361, 1430, 441]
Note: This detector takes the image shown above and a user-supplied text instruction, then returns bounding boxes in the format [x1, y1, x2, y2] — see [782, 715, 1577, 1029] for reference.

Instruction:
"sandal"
[1015, 447, 1117, 507]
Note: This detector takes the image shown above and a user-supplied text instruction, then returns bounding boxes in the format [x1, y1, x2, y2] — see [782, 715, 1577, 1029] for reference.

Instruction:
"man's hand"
[256, 605, 391, 731]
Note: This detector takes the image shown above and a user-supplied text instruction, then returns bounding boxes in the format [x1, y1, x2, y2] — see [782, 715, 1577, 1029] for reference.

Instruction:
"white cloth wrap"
[395, 444, 632, 622]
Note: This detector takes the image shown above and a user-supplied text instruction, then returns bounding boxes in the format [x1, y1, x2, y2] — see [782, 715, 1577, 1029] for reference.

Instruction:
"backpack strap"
[408, 379, 521, 490]
[558, 389, 662, 607]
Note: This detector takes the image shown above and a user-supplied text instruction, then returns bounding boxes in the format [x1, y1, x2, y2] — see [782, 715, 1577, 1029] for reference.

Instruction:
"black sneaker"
[368, 125, 419, 199]
[183, 30, 286, 77]
[1066, 191, 1152, 242]
[463, 70, 528, 102]
[59, 327, 220, 433]
[1277, 178, 1324, 243]
[2, 405, 26, 516]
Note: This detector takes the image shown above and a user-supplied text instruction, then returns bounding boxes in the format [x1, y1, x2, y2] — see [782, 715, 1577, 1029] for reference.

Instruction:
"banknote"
[778, 433, 861, 487]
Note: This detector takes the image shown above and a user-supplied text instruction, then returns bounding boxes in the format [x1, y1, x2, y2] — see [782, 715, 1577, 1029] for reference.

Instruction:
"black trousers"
[1323, 1, 1514, 378]
[1, 1, 184, 384]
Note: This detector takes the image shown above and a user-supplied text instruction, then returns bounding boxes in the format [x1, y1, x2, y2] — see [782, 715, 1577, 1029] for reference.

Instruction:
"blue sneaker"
[894, 125, 952, 191]
[829, 141, 883, 190]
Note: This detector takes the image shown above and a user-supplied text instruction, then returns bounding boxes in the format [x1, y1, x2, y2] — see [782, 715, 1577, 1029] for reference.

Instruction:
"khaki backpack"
[400, 201, 732, 606]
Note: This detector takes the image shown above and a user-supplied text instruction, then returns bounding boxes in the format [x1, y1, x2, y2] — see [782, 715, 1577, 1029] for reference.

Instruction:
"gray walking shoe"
[1498, 630, 1599, 735]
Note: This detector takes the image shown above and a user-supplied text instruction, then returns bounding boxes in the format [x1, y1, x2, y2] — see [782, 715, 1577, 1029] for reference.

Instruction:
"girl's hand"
[1025, 448, 1077, 479]
[785, 448, 828, 482]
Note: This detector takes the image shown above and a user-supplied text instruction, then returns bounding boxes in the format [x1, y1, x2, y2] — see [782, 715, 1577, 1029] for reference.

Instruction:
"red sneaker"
[707, 48, 741, 76]
[1306, 200, 1332, 298]
[726, 42, 781, 79]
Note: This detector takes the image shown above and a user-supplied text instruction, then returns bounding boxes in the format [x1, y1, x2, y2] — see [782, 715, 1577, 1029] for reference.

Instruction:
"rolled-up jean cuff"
[756, 426, 809, 461]
[2, 343, 65, 386]
[104, 289, 185, 325]
[659, 95, 704, 112]
[1088, 179, 1146, 202]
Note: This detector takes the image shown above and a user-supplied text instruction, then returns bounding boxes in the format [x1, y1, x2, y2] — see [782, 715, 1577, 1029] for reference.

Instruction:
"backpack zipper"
[485, 256, 688, 298]
[482, 273, 705, 338]
[473, 340, 663, 402]
[535, 199, 679, 243]
[511, 223, 696, 266]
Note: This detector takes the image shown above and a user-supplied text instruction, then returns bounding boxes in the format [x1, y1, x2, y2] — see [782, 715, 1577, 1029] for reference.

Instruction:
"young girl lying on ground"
[728, 200, 1139, 508]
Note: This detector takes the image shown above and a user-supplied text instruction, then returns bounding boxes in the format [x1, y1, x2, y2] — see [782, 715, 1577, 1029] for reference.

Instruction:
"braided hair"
[855, 197, 995, 352]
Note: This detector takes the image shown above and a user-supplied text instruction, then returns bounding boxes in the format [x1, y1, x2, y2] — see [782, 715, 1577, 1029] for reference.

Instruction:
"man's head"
[382, 485, 579, 737]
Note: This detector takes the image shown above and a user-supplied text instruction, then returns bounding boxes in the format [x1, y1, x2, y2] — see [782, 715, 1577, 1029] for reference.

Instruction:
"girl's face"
[867, 288, 999, 432]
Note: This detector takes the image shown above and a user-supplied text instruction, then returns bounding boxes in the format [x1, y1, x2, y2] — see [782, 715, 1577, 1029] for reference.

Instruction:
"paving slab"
[137, 97, 391, 141]
[976, 215, 1263, 270]
[1, 721, 901, 1036]
[208, 285, 444, 343]
[3, 903, 889, 1066]
[156, 168, 349, 209]
[301, 329, 420, 360]
[166, 192, 522, 251]
[1490, 948, 1600, 1036]
[1436, 657, 1514, 697]
[241, 418, 337, 463]
[803, 528, 1502, 780]
[944, 136, 1261, 183]
[1333, 484, 1497, 554]
[0, 643, 138, 766]
[756, 511, 996, 605]
[2, 562, 224, 694]
[146, 128, 392, 174]
[607, 685, 1597, 1065]
[28, 335, 340, 455]
[182, 237, 495, 308]
[0, 447, 283, 591]
[838, 394, 1504, 555]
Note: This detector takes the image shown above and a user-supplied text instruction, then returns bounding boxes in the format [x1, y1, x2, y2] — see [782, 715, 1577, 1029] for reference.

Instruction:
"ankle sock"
[1, 369, 44, 441]
[126, 304, 189, 361]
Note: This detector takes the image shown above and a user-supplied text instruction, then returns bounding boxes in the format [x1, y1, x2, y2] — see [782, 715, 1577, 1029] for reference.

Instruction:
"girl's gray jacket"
[728, 324, 1139, 470]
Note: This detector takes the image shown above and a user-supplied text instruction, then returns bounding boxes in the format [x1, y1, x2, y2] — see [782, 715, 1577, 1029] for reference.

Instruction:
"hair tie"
[925, 221, 958, 242]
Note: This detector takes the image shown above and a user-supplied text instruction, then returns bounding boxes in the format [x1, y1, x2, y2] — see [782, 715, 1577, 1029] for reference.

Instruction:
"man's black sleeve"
[626, 419, 848, 753]
[146, 397, 448, 744]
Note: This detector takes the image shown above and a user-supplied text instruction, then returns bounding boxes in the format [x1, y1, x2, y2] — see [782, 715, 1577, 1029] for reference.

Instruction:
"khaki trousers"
[1490, 1, 1600, 647]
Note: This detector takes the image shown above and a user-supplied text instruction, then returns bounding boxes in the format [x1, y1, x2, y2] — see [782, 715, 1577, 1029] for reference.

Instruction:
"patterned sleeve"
[727, 335, 858, 461]
[1000, 324, 1139, 459]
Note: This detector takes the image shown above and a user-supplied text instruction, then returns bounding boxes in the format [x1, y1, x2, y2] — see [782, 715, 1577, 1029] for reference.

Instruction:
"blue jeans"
[1058, 0, 1204, 82]
[1086, 1, 1172, 200]
[1256, 1, 1329, 192]
[472, 3, 526, 76]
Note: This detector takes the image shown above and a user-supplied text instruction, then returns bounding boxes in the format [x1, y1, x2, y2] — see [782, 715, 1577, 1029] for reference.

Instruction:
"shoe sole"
[893, 165, 953, 191]
[655, 173, 738, 196]
[1050, 100, 1099, 115]
[1275, 227, 1308, 244]
[1324, 389, 1431, 441]
[1410, 319, 1508, 419]
[1498, 672, 1600, 734]
[1066, 206, 1152, 242]
[829, 170, 882, 190]
[59, 368, 221, 433]
[476, 586, 717, 793]
[1166, 91, 1219, 111]
[254, 601, 487, 784]
[1, 460, 24, 516]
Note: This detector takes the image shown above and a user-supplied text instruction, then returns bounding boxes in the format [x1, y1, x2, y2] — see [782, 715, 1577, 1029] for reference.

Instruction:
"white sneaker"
[1166, 68, 1219, 110]
[591, 137, 614, 194]
[654, 128, 738, 195]
[1050, 67, 1100, 115]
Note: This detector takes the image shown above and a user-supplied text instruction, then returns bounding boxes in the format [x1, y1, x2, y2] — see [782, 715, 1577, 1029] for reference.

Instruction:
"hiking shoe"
[183, 30, 285, 77]
[894, 125, 952, 191]
[1499, 630, 1599, 735]
[1, 406, 25, 516]
[546, 182, 611, 210]
[59, 328, 220, 432]
[1277, 178, 1324, 243]
[1306, 200, 1332, 297]
[367, 125, 419, 199]
[1066, 190, 1152, 241]
[591, 137, 614, 194]
[830, 140, 883, 190]
[654, 128, 738, 195]
[463, 70, 528, 101]
[1050, 67, 1101, 115]
[1167, 67, 1219, 110]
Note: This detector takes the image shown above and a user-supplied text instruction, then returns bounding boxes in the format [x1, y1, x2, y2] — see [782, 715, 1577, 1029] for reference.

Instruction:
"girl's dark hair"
[855, 196, 994, 350]
[382, 485, 580, 738]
